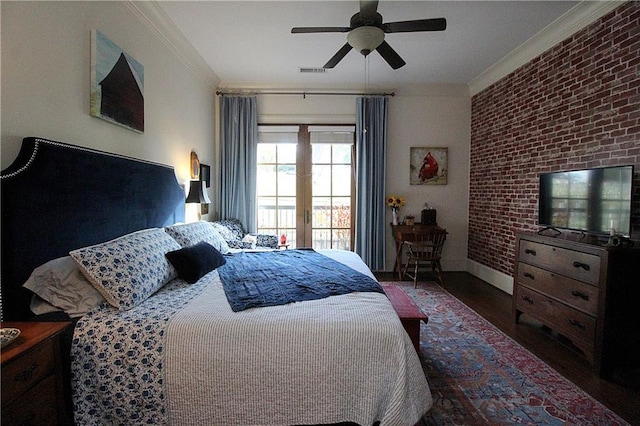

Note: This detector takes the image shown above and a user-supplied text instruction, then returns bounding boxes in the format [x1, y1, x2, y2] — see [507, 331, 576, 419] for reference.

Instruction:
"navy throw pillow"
[165, 241, 226, 284]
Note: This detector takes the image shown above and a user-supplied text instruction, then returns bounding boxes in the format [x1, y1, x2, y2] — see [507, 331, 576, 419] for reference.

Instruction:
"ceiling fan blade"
[323, 43, 353, 69]
[291, 27, 351, 34]
[359, 0, 379, 20]
[376, 40, 406, 69]
[383, 18, 447, 33]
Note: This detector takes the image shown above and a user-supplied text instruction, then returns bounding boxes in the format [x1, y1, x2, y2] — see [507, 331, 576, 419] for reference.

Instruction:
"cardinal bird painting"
[410, 147, 448, 185]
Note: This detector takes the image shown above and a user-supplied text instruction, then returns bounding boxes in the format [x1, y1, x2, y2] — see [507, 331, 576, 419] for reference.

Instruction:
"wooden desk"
[391, 223, 444, 279]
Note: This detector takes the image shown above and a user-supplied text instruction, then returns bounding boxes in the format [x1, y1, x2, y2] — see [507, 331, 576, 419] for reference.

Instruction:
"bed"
[1, 137, 432, 425]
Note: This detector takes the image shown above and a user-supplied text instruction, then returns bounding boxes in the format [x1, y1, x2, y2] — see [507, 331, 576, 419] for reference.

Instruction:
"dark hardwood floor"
[374, 271, 640, 425]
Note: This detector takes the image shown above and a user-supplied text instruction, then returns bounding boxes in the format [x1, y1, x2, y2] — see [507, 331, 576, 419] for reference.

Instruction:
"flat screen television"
[538, 165, 634, 237]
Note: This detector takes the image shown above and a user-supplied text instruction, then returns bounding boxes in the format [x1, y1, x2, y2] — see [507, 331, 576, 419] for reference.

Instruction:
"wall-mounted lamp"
[186, 180, 211, 204]
[186, 152, 210, 220]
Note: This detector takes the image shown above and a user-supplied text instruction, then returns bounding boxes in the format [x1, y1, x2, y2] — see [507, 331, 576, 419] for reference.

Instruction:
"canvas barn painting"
[90, 30, 144, 132]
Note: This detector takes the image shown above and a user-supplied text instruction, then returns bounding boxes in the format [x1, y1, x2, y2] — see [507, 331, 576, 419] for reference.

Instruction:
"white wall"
[1, 1, 218, 203]
[1, 2, 470, 269]
[387, 85, 470, 272]
[256, 85, 471, 271]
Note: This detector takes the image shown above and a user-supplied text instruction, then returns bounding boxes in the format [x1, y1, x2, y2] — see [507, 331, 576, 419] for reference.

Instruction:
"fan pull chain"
[363, 55, 370, 93]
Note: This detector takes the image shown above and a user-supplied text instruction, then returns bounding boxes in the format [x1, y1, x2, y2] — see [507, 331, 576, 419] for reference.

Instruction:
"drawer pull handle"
[14, 363, 38, 383]
[572, 261, 590, 271]
[523, 272, 535, 280]
[571, 290, 589, 301]
[569, 319, 586, 330]
[525, 249, 537, 256]
[521, 295, 534, 304]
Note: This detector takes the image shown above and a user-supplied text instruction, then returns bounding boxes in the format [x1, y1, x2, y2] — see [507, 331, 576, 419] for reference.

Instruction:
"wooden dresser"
[513, 232, 640, 377]
[1, 321, 72, 425]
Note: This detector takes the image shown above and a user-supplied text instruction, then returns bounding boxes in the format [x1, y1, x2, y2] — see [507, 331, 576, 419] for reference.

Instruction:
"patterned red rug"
[381, 282, 628, 425]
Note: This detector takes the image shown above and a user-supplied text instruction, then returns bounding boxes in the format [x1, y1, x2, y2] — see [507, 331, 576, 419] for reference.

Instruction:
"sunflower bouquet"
[387, 195, 406, 225]
[386, 195, 406, 211]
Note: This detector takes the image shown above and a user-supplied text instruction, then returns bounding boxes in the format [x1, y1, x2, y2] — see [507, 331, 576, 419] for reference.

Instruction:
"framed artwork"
[90, 30, 144, 133]
[200, 164, 211, 188]
[410, 147, 448, 185]
[190, 152, 200, 179]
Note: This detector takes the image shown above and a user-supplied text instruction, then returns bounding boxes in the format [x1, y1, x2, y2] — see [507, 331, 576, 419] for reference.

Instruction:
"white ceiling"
[157, 1, 581, 91]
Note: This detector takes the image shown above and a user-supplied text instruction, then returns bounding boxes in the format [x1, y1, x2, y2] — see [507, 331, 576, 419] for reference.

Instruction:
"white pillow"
[30, 296, 63, 316]
[164, 221, 230, 254]
[70, 228, 180, 310]
[242, 234, 258, 248]
[23, 256, 106, 318]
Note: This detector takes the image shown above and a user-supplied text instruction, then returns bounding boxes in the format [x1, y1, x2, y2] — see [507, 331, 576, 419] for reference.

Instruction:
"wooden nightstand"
[1, 321, 72, 425]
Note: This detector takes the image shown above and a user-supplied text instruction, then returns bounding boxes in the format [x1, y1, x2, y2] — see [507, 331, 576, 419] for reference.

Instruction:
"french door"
[256, 125, 355, 249]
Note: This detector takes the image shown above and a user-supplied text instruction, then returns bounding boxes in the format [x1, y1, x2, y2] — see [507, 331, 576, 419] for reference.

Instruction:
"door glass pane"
[278, 165, 296, 196]
[278, 197, 296, 228]
[256, 140, 297, 247]
[312, 164, 331, 196]
[278, 144, 297, 163]
[332, 229, 350, 250]
[332, 144, 351, 163]
[257, 143, 276, 163]
[312, 196, 331, 228]
[256, 164, 276, 196]
[257, 197, 276, 229]
[332, 198, 351, 228]
[332, 165, 351, 196]
[311, 143, 352, 250]
[312, 144, 331, 163]
[312, 229, 331, 249]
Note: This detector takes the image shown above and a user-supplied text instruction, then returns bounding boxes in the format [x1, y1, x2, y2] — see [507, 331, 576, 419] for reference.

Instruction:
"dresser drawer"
[516, 285, 596, 346]
[517, 262, 599, 315]
[2, 374, 59, 425]
[1, 337, 56, 404]
[518, 240, 600, 285]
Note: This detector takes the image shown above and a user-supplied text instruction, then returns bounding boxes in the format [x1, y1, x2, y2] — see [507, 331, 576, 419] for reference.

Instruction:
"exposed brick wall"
[469, 1, 640, 277]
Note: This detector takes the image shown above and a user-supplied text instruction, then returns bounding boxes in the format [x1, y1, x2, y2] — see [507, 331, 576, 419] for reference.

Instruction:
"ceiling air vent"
[299, 67, 327, 74]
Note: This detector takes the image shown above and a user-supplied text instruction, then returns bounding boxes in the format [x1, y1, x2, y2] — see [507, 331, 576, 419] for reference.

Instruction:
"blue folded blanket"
[218, 249, 383, 312]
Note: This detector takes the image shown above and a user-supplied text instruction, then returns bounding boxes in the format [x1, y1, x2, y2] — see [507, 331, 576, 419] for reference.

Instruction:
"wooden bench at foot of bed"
[382, 285, 429, 352]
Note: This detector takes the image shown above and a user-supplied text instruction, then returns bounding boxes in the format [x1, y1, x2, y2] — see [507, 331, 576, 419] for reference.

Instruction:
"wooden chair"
[401, 228, 447, 287]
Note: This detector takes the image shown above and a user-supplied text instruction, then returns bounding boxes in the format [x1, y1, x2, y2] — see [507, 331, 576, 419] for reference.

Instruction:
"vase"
[392, 208, 398, 225]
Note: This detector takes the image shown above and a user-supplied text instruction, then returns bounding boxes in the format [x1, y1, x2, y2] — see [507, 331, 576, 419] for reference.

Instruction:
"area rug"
[380, 282, 629, 426]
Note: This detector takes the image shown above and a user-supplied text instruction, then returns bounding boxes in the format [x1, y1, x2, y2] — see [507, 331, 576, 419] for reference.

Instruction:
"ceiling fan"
[291, 0, 446, 70]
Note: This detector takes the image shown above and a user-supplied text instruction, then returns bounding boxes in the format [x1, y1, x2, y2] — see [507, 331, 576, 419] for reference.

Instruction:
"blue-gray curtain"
[354, 96, 388, 271]
[219, 96, 258, 231]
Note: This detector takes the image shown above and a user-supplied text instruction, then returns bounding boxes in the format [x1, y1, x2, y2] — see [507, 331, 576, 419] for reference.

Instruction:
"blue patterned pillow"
[213, 219, 245, 241]
[164, 221, 230, 254]
[69, 228, 181, 310]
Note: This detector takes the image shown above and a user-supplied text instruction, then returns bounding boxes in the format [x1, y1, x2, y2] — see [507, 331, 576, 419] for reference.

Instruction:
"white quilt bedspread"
[72, 250, 432, 425]
[165, 250, 431, 425]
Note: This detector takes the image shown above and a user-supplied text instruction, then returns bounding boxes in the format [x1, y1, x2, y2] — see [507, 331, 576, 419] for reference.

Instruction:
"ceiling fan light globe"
[347, 26, 384, 56]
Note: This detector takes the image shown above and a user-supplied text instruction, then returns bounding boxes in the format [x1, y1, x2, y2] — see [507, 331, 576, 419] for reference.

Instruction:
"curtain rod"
[215, 90, 395, 98]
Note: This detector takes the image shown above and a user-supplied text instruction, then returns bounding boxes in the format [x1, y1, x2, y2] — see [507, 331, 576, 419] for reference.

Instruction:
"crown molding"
[123, 0, 220, 89]
[468, 1, 624, 97]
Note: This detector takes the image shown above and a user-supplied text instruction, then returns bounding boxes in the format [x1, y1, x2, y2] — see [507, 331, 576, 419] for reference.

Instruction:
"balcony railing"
[257, 204, 350, 250]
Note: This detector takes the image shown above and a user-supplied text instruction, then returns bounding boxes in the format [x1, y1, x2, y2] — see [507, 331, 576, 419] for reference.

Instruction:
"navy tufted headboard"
[1, 137, 185, 320]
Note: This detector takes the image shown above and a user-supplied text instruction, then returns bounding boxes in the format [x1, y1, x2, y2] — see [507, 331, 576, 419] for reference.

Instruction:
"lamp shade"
[347, 26, 385, 56]
[186, 180, 211, 204]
